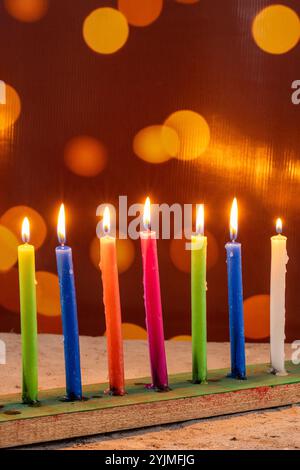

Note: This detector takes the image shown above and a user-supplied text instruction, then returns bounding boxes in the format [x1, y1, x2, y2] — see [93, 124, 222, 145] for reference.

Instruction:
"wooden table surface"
[0, 333, 299, 450]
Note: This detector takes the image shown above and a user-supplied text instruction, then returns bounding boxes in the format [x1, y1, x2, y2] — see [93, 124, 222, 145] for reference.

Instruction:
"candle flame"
[196, 204, 204, 235]
[57, 203, 66, 244]
[276, 217, 283, 234]
[143, 196, 151, 231]
[230, 197, 238, 241]
[22, 217, 30, 243]
[103, 206, 110, 234]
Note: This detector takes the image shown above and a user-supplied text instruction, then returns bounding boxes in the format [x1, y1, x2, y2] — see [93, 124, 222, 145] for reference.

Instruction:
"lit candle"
[55, 204, 82, 400]
[99, 207, 125, 396]
[191, 204, 207, 384]
[18, 217, 38, 404]
[140, 197, 168, 391]
[270, 218, 288, 375]
[225, 198, 246, 380]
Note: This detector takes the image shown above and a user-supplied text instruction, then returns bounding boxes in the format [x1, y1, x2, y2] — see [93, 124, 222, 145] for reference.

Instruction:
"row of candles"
[18, 198, 287, 404]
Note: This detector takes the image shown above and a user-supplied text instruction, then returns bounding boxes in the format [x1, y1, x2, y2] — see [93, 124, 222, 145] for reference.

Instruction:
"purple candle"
[140, 197, 168, 391]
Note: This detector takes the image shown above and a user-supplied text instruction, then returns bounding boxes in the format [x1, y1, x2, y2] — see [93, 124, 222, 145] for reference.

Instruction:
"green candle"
[18, 217, 38, 404]
[191, 204, 207, 384]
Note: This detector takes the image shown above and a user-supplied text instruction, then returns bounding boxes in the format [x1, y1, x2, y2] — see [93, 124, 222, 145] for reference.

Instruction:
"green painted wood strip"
[0, 361, 299, 423]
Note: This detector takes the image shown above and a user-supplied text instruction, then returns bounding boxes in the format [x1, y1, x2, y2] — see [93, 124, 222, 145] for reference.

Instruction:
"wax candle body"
[140, 231, 168, 390]
[225, 242, 246, 379]
[100, 236, 125, 395]
[56, 245, 82, 400]
[18, 243, 38, 403]
[270, 234, 288, 374]
[191, 235, 207, 383]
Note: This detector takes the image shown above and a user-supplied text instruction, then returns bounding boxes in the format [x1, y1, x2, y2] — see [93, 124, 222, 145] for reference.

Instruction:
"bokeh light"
[0, 206, 47, 249]
[244, 294, 270, 340]
[0, 84, 21, 131]
[116, 238, 135, 273]
[118, 0, 163, 27]
[0, 268, 19, 313]
[171, 335, 191, 341]
[4, 0, 48, 22]
[0, 225, 18, 271]
[121, 322, 147, 339]
[83, 7, 129, 55]
[164, 110, 210, 160]
[90, 236, 135, 274]
[170, 232, 218, 273]
[133, 125, 179, 164]
[252, 5, 300, 55]
[36, 271, 60, 317]
[64, 136, 107, 177]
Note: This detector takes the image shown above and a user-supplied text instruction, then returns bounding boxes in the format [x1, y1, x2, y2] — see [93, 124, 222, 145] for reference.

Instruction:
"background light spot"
[0, 84, 21, 131]
[0, 225, 18, 271]
[116, 238, 135, 273]
[252, 5, 300, 54]
[171, 335, 191, 341]
[0, 206, 47, 249]
[244, 294, 270, 340]
[4, 0, 48, 22]
[164, 110, 210, 160]
[0, 268, 19, 313]
[118, 0, 163, 27]
[121, 322, 147, 339]
[83, 7, 129, 55]
[36, 271, 60, 317]
[133, 125, 179, 164]
[64, 136, 107, 177]
[90, 236, 135, 274]
[170, 238, 190, 273]
[169, 232, 218, 273]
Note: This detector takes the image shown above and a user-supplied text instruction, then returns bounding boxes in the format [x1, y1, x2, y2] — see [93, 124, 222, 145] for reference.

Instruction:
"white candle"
[270, 218, 288, 375]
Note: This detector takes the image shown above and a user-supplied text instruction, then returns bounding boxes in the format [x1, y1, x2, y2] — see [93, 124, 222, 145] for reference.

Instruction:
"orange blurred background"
[0, 0, 299, 342]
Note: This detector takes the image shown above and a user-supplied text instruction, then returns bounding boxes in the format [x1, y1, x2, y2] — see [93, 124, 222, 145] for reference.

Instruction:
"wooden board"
[1, 361, 300, 448]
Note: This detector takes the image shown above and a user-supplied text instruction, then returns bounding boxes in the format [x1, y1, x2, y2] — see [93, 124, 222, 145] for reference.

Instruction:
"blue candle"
[55, 204, 82, 400]
[225, 198, 246, 380]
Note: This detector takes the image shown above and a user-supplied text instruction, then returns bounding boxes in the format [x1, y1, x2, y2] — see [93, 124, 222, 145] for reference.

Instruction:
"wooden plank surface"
[1, 361, 300, 448]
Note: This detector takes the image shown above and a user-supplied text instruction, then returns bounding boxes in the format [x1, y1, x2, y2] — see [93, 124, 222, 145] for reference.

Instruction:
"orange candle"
[99, 206, 125, 396]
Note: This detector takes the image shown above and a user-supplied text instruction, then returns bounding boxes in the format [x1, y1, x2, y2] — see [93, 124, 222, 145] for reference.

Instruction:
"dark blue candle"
[56, 204, 82, 400]
[225, 198, 246, 380]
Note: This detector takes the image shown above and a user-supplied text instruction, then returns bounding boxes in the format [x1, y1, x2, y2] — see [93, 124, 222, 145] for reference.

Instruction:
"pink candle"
[140, 197, 168, 391]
